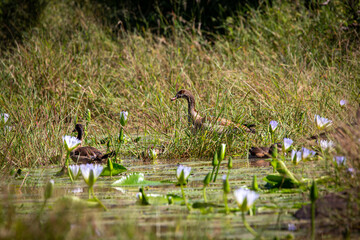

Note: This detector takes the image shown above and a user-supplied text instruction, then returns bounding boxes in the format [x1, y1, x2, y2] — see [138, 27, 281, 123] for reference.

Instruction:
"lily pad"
[111, 173, 170, 186]
[101, 163, 127, 176]
[56, 196, 100, 208]
[264, 174, 299, 188]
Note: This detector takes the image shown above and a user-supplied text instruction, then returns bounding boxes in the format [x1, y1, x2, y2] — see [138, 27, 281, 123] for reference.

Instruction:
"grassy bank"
[0, 0, 359, 169]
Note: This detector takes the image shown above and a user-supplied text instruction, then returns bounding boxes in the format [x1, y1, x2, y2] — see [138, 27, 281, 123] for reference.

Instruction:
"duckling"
[70, 124, 115, 164]
[171, 89, 255, 133]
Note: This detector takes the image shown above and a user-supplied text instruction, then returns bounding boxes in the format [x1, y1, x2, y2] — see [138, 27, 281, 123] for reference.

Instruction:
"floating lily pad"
[111, 173, 170, 186]
[264, 174, 299, 188]
[136, 193, 169, 205]
[101, 163, 127, 176]
[192, 202, 223, 209]
[56, 196, 100, 208]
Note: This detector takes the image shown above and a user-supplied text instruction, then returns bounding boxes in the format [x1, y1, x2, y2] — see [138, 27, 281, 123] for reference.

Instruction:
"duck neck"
[76, 129, 83, 141]
[185, 94, 199, 125]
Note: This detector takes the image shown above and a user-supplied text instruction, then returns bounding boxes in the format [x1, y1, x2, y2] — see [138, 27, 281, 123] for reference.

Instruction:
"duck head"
[170, 89, 193, 102]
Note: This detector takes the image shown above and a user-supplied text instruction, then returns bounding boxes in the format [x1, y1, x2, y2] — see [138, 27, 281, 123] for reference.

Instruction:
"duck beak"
[170, 96, 177, 101]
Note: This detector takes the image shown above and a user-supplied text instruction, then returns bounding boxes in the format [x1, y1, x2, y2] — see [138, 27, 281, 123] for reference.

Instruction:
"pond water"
[2, 157, 314, 239]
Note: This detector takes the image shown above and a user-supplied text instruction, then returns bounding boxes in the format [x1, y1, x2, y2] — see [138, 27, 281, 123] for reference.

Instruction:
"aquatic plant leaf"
[111, 173, 167, 186]
[101, 163, 127, 176]
[264, 175, 299, 188]
[192, 202, 222, 209]
[56, 196, 100, 208]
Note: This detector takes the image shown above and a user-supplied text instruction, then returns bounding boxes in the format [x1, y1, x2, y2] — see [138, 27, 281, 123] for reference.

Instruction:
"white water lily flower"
[62, 135, 81, 152]
[69, 165, 80, 180]
[314, 115, 332, 130]
[269, 120, 278, 132]
[292, 150, 302, 165]
[301, 147, 311, 160]
[339, 99, 347, 106]
[233, 188, 259, 211]
[333, 156, 346, 166]
[319, 140, 334, 150]
[291, 149, 297, 162]
[176, 165, 191, 184]
[283, 138, 293, 151]
[80, 164, 103, 187]
[1, 113, 9, 123]
[288, 223, 297, 231]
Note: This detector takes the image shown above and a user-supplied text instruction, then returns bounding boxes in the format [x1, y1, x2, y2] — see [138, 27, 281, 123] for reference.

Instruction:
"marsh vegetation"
[0, 0, 359, 239]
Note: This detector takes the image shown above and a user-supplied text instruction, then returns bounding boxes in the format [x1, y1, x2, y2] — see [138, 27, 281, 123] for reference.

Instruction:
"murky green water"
[2, 158, 314, 239]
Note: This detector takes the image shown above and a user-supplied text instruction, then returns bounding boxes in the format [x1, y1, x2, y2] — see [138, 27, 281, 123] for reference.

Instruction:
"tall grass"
[0, 0, 359, 169]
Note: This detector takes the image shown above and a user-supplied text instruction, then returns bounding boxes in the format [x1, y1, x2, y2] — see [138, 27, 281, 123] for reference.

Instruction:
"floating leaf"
[112, 173, 170, 186]
[56, 196, 100, 208]
[101, 163, 127, 176]
[264, 175, 299, 188]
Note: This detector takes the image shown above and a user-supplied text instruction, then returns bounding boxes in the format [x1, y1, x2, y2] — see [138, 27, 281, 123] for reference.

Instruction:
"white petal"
[1, 113, 9, 123]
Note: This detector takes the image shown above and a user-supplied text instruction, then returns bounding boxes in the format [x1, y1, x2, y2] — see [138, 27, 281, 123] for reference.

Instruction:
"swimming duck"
[170, 89, 254, 133]
[70, 124, 115, 164]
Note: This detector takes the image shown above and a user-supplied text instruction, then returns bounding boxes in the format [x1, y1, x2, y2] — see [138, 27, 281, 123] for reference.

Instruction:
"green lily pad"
[264, 174, 299, 188]
[101, 163, 127, 176]
[111, 173, 170, 186]
[192, 202, 223, 209]
[56, 196, 100, 208]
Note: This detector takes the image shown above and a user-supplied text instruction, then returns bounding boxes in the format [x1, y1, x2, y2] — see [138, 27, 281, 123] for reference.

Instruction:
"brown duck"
[249, 143, 282, 158]
[171, 89, 254, 133]
[70, 124, 115, 164]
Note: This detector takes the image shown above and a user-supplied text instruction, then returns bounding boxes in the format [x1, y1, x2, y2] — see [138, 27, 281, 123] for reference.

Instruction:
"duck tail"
[101, 151, 116, 160]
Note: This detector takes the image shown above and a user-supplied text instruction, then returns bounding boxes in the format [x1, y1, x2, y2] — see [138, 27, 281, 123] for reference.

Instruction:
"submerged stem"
[241, 211, 258, 237]
[91, 186, 108, 211]
[66, 152, 73, 183]
[180, 184, 191, 211]
[223, 192, 229, 214]
[203, 187, 207, 203]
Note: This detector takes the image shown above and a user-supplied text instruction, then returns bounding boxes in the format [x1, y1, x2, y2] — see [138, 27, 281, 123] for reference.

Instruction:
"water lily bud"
[120, 111, 128, 126]
[149, 149, 157, 161]
[44, 179, 54, 200]
[222, 175, 231, 194]
[271, 146, 278, 159]
[203, 172, 211, 186]
[87, 109, 91, 122]
[140, 187, 150, 205]
[227, 156, 233, 169]
[168, 196, 174, 205]
[310, 180, 318, 202]
[88, 169, 95, 188]
[176, 165, 191, 185]
[212, 151, 218, 166]
[119, 128, 124, 143]
[251, 175, 259, 191]
[107, 158, 113, 171]
[218, 144, 226, 162]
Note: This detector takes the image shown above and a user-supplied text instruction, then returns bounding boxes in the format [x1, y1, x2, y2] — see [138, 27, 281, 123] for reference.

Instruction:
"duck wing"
[70, 146, 104, 164]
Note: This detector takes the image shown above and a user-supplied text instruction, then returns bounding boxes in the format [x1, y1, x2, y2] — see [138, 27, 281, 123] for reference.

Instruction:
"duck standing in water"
[170, 89, 255, 133]
[70, 124, 115, 164]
